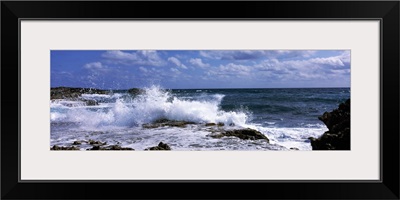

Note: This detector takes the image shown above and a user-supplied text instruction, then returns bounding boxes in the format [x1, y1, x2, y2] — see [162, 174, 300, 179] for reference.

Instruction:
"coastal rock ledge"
[309, 99, 350, 150]
[210, 128, 270, 142]
[145, 142, 172, 150]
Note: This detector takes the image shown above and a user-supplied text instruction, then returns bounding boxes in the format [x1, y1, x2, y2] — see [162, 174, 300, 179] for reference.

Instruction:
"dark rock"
[145, 142, 172, 150]
[157, 142, 171, 150]
[106, 145, 134, 150]
[318, 99, 350, 133]
[88, 140, 107, 145]
[51, 145, 80, 150]
[142, 119, 195, 128]
[310, 99, 350, 150]
[153, 118, 172, 123]
[127, 88, 143, 95]
[210, 128, 269, 142]
[50, 87, 109, 100]
[88, 145, 134, 150]
[205, 122, 224, 126]
[82, 99, 98, 106]
[72, 141, 83, 145]
[290, 147, 299, 150]
[89, 146, 101, 150]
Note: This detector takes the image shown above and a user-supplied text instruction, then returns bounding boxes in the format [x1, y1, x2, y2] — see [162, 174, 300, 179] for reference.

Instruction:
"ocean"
[50, 85, 350, 150]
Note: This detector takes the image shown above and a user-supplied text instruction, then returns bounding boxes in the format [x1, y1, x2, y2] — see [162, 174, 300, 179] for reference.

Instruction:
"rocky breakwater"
[309, 99, 350, 150]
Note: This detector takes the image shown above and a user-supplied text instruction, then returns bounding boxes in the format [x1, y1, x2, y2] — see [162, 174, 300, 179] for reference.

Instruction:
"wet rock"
[106, 145, 134, 150]
[72, 140, 83, 145]
[51, 145, 80, 150]
[82, 99, 98, 106]
[50, 87, 109, 107]
[310, 99, 350, 150]
[145, 142, 171, 150]
[318, 99, 350, 133]
[50, 87, 109, 100]
[88, 146, 101, 150]
[88, 145, 134, 150]
[143, 119, 195, 128]
[88, 140, 107, 145]
[209, 128, 269, 142]
[204, 122, 224, 127]
[127, 88, 143, 95]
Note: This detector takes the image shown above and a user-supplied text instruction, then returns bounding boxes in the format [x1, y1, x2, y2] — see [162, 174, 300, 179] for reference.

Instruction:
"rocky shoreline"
[51, 139, 173, 151]
[50, 87, 349, 151]
[51, 87, 110, 99]
[50, 99, 350, 151]
[50, 121, 271, 151]
[309, 99, 350, 150]
[50, 87, 142, 106]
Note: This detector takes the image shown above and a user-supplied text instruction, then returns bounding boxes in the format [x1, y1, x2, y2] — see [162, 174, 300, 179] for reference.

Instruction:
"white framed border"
[20, 20, 380, 180]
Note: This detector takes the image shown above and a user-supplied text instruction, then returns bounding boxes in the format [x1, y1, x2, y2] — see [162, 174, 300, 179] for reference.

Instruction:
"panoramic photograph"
[50, 50, 350, 151]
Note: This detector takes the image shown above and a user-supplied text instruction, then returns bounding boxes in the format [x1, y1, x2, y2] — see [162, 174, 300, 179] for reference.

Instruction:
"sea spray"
[50, 85, 250, 128]
[50, 87, 348, 150]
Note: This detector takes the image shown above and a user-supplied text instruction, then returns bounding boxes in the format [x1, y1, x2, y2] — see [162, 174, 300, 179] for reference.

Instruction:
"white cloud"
[308, 51, 350, 68]
[58, 71, 73, 76]
[309, 57, 344, 67]
[189, 58, 210, 68]
[339, 50, 351, 63]
[170, 68, 181, 74]
[139, 66, 148, 73]
[102, 50, 165, 67]
[200, 50, 262, 60]
[255, 59, 291, 72]
[253, 52, 350, 81]
[207, 63, 252, 78]
[83, 62, 109, 71]
[203, 51, 350, 83]
[331, 69, 351, 74]
[219, 63, 251, 75]
[199, 50, 317, 60]
[277, 50, 316, 58]
[168, 57, 187, 69]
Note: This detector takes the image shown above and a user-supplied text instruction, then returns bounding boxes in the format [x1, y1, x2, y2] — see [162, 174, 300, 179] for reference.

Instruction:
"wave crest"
[50, 85, 249, 128]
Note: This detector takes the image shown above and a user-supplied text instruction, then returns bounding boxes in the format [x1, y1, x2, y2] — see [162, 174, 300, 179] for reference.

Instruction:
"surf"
[50, 85, 250, 128]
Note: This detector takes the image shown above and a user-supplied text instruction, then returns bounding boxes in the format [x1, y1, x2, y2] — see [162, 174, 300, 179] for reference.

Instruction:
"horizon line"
[51, 86, 351, 90]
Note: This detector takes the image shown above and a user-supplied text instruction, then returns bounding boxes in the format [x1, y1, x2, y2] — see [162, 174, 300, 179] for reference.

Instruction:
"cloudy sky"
[51, 50, 350, 89]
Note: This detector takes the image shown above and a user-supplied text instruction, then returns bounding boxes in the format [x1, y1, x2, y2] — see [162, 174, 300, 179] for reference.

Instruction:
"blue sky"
[51, 50, 350, 89]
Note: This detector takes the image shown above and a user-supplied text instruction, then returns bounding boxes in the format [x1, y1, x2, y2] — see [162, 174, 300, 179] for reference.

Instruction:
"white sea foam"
[255, 126, 327, 150]
[50, 85, 249, 128]
[51, 100, 87, 107]
[50, 85, 331, 150]
[81, 93, 124, 100]
[81, 94, 110, 98]
[50, 112, 67, 121]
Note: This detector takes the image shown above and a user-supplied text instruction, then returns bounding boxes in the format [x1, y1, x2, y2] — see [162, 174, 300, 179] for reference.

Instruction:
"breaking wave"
[50, 85, 249, 128]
